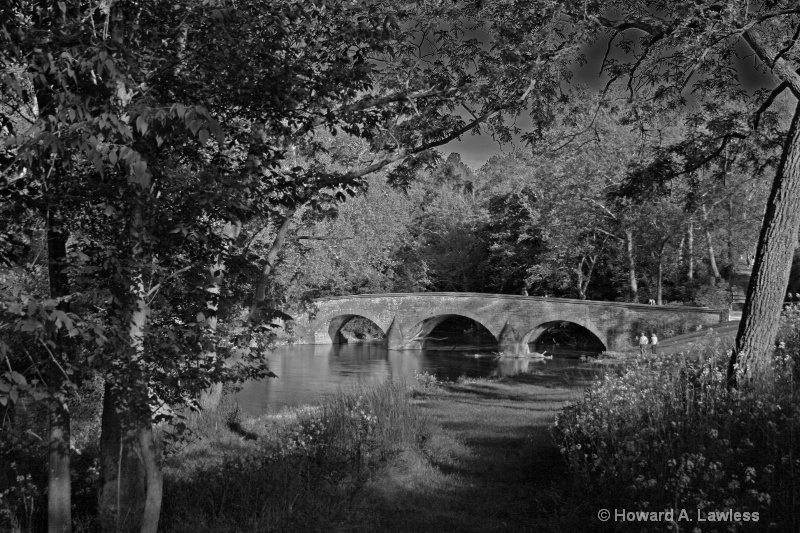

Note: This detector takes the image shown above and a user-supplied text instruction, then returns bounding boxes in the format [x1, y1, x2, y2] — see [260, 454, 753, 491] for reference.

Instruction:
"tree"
[572, 0, 800, 384]
[2, 1, 585, 530]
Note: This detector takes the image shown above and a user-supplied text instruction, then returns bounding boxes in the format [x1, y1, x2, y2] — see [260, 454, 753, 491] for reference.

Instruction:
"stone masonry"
[291, 293, 729, 354]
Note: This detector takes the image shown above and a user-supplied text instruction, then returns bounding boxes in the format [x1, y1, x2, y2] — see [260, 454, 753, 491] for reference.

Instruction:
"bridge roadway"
[291, 292, 728, 354]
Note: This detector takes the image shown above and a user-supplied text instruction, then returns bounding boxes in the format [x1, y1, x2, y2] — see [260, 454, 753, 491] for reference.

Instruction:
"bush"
[554, 311, 800, 531]
[412, 370, 440, 391]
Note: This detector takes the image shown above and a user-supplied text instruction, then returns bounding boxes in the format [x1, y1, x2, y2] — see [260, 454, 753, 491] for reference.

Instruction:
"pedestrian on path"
[639, 332, 649, 355]
[650, 332, 658, 355]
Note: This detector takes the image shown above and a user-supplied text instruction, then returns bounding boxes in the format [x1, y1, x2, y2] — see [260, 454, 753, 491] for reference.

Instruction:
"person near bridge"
[639, 332, 649, 355]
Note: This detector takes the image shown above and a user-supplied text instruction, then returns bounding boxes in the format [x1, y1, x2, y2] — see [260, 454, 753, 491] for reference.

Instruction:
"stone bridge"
[292, 293, 728, 353]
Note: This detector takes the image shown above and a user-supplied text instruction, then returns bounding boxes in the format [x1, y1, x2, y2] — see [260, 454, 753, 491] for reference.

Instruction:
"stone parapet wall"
[292, 293, 727, 354]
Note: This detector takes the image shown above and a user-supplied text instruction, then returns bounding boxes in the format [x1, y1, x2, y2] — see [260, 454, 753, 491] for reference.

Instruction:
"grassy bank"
[338, 369, 596, 532]
[160, 378, 425, 532]
[159, 366, 595, 532]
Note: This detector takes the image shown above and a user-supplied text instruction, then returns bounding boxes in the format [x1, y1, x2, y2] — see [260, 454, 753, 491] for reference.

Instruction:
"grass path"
[339, 369, 595, 532]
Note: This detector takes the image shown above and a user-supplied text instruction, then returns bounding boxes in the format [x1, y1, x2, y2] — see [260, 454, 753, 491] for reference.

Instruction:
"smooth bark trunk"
[686, 219, 694, 281]
[199, 221, 241, 410]
[706, 229, 721, 282]
[99, 385, 144, 533]
[701, 205, 721, 282]
[100, 204, 162, 533]
[656, 239, 668, 306]
[625, 229, 638, 302]
[47, 388, 71, 533]
[46, 206, 72, 533]
[99, 384, 160, 533]
[729, 104, 800, 386]
[99, 295, 162, 533]
[727, 196, 736, 281]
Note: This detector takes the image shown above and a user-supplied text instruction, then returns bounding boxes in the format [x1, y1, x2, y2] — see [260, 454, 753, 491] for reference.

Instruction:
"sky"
[441, 32, 779, 170]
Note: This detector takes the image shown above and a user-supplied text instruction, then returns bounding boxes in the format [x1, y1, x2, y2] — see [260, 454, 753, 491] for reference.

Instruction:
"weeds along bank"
[0, 377, 426, 532]
[554, 305, 800, 532]
[159, 378, 427, 532]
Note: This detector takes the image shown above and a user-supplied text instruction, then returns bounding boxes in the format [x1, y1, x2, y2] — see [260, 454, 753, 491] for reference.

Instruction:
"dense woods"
[280, 99, 790, 306]
[3, 0, 800, 531]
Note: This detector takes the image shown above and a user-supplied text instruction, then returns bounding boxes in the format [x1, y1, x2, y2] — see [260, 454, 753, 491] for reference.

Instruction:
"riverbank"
[338, 370, 597, 532]
[160, 367, 599, 532]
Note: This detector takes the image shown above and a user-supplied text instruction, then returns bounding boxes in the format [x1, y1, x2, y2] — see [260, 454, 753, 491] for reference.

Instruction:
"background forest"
[270, 96, 800, 310]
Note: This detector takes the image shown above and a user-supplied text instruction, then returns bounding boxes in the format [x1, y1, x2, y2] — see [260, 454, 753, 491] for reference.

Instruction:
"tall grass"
[161, 378, 426, 532]
[554, 308, 800, 531]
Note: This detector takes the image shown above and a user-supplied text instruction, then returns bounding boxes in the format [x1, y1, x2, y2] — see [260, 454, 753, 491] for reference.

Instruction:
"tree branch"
[752, 81, 788, 130]
[594, 227, 625, 242]
[295, 86, 470, 138]
[743, 28, 800, 96]
[296, 235, 353, 241]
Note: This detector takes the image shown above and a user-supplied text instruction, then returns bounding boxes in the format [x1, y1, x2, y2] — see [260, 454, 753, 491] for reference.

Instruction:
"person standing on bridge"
[650, 332, 658, 355]
[639, 332, 649, 355]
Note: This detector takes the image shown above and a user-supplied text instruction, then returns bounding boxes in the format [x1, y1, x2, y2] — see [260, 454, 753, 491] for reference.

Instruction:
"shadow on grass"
[339, 374, 606, 532]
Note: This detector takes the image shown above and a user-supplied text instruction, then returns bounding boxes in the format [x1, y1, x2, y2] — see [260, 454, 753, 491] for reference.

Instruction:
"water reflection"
[234, 342, 595, 416]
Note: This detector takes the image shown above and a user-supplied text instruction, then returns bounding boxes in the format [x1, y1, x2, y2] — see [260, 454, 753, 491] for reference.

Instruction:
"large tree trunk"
[46, 205, 72, 533]
[701, 205, 721, 282]
[99, 202, 162, 533]
[47, 386, 71, 533]
[625, 229, 638, 302]
[99, 385, 144, 533]
[686, 219, 694, 281]
[199, 221, 241, 410]
[99, 384, 162, 533]
[99, 292, 162, 533]
[656, 239, 668, 306]
[729, 104, 800, 386]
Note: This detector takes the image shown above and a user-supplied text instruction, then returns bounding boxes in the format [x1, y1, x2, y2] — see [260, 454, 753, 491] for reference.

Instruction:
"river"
[234, 342, 596, 416]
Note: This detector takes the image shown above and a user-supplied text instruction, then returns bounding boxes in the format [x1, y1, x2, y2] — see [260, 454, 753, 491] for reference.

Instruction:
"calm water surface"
[234, 342, 595, 416]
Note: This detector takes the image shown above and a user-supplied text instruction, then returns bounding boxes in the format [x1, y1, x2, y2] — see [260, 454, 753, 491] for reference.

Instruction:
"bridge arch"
[326, 313, 387, 344]
[522, 318, 608, 352]
[406, 306, 500, 335]
[406, 311, 499, 348]
[297, 293, 727, 353]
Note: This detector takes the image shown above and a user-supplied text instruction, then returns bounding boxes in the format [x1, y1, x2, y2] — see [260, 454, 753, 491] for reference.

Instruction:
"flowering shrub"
[413, 370, 440, 391]
[278, 380, 420, 470]
[279, 394, 380, 464]
[554, 313, 800, 531]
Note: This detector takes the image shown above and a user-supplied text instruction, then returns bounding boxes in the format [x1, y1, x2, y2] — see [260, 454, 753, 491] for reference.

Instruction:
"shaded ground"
[338, 368, 600, 532]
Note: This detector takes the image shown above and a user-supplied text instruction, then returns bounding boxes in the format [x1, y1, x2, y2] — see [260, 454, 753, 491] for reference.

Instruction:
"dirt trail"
[342, 369, 594, 532]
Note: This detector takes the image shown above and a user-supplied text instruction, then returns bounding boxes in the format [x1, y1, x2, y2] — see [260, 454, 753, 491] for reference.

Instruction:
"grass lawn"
[337, 367, 598, 532]
[159, 364, 605, 532]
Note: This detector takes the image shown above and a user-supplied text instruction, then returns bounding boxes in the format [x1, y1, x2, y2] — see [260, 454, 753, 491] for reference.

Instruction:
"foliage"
[160, 379, 425, 532]
[482, 187, 544, 294]
[2, 0, 586, 527]
[555, 307, 800, 531]
[412, 370, 441, 392]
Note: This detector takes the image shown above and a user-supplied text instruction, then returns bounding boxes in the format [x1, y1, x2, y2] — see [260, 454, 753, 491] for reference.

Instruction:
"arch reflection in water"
[235, 343, 424, 416]
[234, 343, 592, 417]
